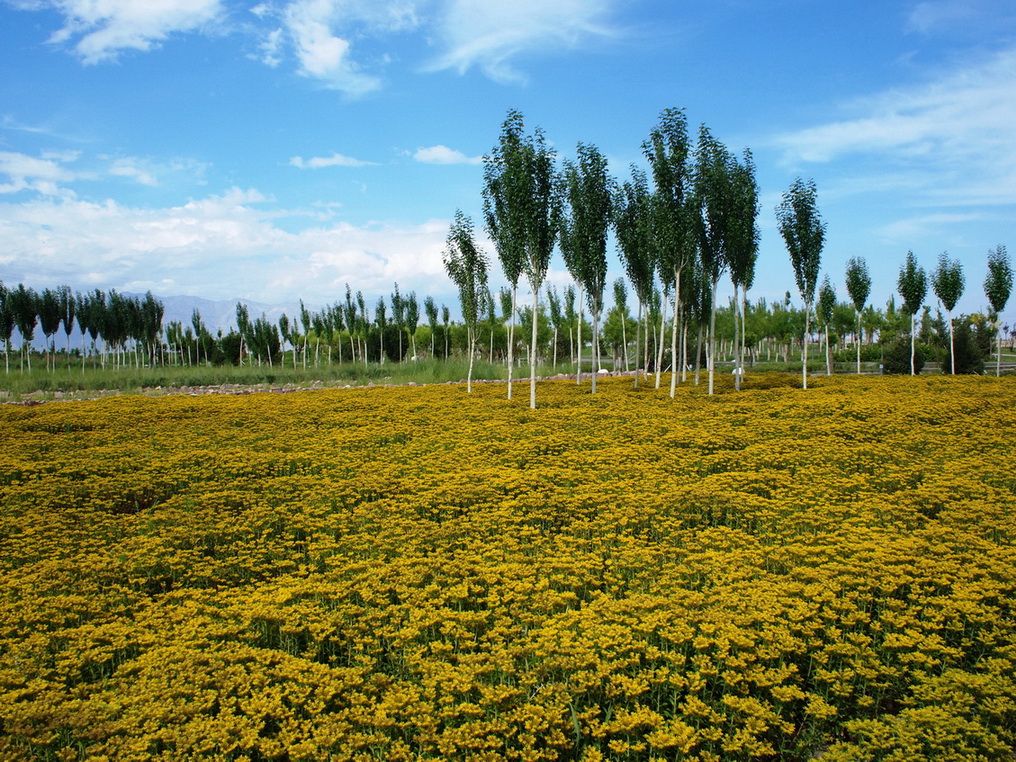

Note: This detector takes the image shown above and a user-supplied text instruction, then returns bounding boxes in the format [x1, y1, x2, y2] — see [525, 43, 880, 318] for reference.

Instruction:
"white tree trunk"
[576, 283, 584, 385]
[655, 288, 668, 390]
[707, 279, 718, 395]
[530, 288, 539, 409]
[507, 286, 516, 399]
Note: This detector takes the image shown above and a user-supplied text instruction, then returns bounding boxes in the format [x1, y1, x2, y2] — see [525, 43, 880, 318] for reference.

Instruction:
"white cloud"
[0, 150, 83, 196]
[772, 46, 1016, 205]
[42, 0, 223, 63]
[108, 159, 158, 187]
[289, 152, 377, 169]
[874, 212, 985, 243]
[428, 0, 617, 83]
[283, 0, 383, 95]
[412, 145, 481, 165]
[0, 189, 451, 304]
[906, 0, 1016, 36]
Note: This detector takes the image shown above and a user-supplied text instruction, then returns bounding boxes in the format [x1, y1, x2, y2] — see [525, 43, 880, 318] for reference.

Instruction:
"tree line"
[1, 110, 1012, 390]
[443, 107, 1013, 405]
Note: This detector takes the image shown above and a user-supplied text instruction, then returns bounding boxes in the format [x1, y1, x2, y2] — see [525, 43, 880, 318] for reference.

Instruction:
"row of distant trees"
[442, 107, 1013, 404]
[0, 274, 1009, 378]
[1, 106, 1011, 384]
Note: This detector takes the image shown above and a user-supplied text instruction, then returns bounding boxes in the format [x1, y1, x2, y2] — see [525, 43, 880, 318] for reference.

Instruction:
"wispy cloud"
[772, 46, 1016, 206]
[0, 150, 83, 196]
[412, 145, 481, 165]
[427, 0, 618, 84]
[37, 0, 223, 63]
[906, 0, 1016, 36]
[289, 152, 377, 169]
[10, 0, 626, 93]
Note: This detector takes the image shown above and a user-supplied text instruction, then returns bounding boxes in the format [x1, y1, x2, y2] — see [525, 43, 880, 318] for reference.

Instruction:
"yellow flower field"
[1, 375, 1015, 761]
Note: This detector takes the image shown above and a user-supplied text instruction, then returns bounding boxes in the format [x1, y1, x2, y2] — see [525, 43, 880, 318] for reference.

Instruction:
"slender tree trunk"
[802, 307, 811, 389]
[530, 288, 539, 409]
[655, 288, 668, 390]
[576, 284, 584, 386]
[508, 286, 516, 400]
[695, 324, 703, 386]
[621, 312, 629, 371]
[825, 325, 832, 375]
[591, 309, 600, 394]
[708, 280, 719, 395]
[948, 312, 955, 375]
[856, 311, 862, 374]
[733, 294, 742, 391]
[644, 305, 652, 385]
[914, 314, 922, 377]
[633, 300, 643, 389]
[467, 327, 475, 393]
[995, 325, 1003, 379]
[552, 327, 558, 370]
[681, 320, 689, 383]
[670, 270, 682, 398]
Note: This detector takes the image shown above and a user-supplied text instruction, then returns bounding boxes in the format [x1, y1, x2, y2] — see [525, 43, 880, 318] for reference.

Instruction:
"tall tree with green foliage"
[776, 178, 825, 390]
[984, 244, 1012, 377]
[931, 252, 965, 375]
[38, 287, 62, 373]
[0, 282, 12, 373]
[897, 251, 927, 376]
[423, 295, 438, 358]
[483, 109, 529, 400]
[644, 108, 697, 397]
[845, 257, 871, 374]
[695, 125, 740, 395]
[613, 167, 656, 388]
[725, 150, 760, 391]
[483, 109, 561, 409]
[561, 142, 612, 393]
[9, 283, 38, 372]
[816, 276, 836, 376]
[546, 285, 563, 369]
[58, 285, 75, 368]
[444, 210, 490, 392]
[405, 292, 419, 360]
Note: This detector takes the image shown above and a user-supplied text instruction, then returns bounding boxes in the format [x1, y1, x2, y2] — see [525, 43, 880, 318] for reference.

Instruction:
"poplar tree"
[424, 296, 438, 358]
[9, 284, 38, 372]
[483, 110, 528, 400]
[0, 282, 12, 373]
[59, 285, 75, 368]
[726, 150, 760, 391]
[931, 252, 964, 375]
[444, 210, 490, 392]
[694, 126, 738, 395]
[614, 167, 655, 388]
[405, 292, 419, 360]
[984, 244, 1012, 377]
[483, 109, 561, 409]
[561, 142, 612, 393]
[817, 276, 836, 376]
[38, 288, 62, 372]
[897, 251, 927, 376]
[776, 178, 825, 390]
[645, 108, 697, 397]
[845, 257, 871, 374]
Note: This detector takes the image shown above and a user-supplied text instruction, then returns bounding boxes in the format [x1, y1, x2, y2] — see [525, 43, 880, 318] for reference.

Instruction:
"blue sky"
[1, 0, 1015, 323]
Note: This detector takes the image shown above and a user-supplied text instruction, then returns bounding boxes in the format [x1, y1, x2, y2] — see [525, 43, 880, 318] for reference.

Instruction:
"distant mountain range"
[159, 295, 310, 335]
[14, 293, 311, 351]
